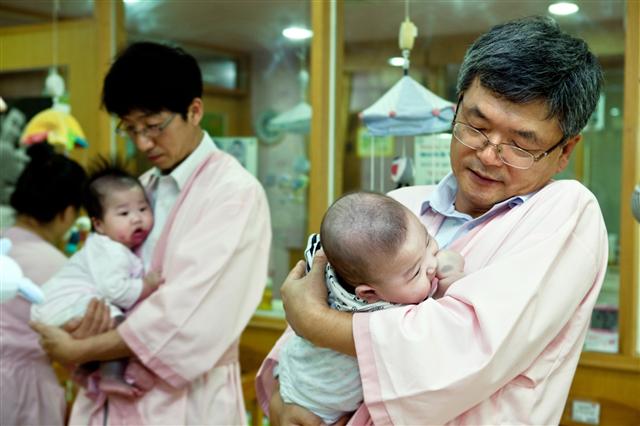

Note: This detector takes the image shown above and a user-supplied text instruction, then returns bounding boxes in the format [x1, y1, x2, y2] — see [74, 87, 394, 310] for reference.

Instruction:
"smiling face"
[450, 79, 581, 217]
[356, 212, 439, 305]
[92, 185, 154, 250]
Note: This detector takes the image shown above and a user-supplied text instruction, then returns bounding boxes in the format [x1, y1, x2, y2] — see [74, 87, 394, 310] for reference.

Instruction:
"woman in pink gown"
[0, 143, 86, 426]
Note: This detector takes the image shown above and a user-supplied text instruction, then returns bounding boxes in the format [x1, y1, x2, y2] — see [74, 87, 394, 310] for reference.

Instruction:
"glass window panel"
[563, 21, 624, 354]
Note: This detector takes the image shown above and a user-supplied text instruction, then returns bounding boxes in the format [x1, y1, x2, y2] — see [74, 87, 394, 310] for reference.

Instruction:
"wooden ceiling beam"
[0, 3, 76, 23]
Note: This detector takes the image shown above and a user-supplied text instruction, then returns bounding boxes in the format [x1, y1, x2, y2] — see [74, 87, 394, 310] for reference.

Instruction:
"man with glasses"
[32, 42, 272, 425]
[261, 16, 607, 425]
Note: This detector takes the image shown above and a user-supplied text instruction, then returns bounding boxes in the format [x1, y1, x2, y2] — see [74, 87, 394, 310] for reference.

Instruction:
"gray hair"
[320, 191, 409, 285]
[457, 16, 603, 138]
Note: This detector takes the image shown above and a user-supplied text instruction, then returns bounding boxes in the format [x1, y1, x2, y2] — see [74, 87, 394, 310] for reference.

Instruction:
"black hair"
[102, 41, 203, 119]
[10, 143, 86, 223]
[83, 157, 146, 221]
[320, 191, 410, 285]
[457, 16, 603, 138]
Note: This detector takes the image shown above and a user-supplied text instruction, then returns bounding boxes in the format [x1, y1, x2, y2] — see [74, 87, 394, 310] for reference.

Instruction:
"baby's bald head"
[320, 191, 410, 286]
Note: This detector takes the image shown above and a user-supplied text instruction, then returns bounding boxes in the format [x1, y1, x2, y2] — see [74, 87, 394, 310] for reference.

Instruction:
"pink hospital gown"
[0, 226, 67, 425]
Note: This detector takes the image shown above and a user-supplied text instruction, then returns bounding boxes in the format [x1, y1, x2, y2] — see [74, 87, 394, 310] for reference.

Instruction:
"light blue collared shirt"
[421, 173, 533, 248]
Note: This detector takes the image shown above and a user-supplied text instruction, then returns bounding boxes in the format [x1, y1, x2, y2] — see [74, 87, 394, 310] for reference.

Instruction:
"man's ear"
[555, 134, 581, 174]
[188, 98, 204, 126]
[355, 284, 382, 303]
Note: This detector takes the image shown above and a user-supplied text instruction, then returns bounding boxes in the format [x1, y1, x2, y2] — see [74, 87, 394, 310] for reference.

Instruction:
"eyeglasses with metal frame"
[451, 97, 566, 170]
[116, 113, 176, 140]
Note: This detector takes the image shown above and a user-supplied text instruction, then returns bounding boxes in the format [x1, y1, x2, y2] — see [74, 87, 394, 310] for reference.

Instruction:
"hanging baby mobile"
[359, 0, 455, 191]
[20, 0, 88, 152]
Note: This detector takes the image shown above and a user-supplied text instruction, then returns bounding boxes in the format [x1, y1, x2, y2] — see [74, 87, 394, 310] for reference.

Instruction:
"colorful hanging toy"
[20, 108, 88, 151]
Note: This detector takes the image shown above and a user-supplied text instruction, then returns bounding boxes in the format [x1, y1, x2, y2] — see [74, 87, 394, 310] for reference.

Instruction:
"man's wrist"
[139, 281, 153, 300]
[303, 303, 333, 345]
[73, 337, 93, 364]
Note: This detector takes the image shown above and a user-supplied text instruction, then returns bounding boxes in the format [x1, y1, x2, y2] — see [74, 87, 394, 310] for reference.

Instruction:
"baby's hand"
[139, 271, 165, 300]
[435, 250, 465, 296]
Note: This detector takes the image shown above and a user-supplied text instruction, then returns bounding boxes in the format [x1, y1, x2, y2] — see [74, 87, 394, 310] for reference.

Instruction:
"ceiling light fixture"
[548, 2, 579, 16]
[388, 57, 405, 67]
[283, 27, 313, 40]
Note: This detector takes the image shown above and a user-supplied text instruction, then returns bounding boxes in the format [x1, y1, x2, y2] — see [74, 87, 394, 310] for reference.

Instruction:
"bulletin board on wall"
[213, 137, 258, 176]
[414, 133, 452, 185]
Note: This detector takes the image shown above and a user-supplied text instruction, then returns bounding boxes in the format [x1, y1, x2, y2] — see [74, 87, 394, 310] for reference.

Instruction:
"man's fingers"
[28, 320, 46, 335]
[286, 260, 307, 281]
[286, 248, 327, 284]
[89, 299, 112, 334]
[99, 301, 110, 327]
[71, 298, 112, 338]
[62, 317, 81, 333]
[308, 249, 327, 278]
[268, 390, 284, 426]
[29, 321, 57, 339]
[75, 300, 96, 337]
[29, 321, 57, 350]
[79, 299, 100, 335]
[87, 298, 99, 315]
[314, 248, 328, 264]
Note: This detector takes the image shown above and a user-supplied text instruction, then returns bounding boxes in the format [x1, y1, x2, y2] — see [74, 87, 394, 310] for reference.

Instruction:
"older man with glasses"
[261, 16, 607, 426]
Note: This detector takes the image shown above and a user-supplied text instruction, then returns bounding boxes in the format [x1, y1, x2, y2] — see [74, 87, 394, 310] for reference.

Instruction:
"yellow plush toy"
[20, 108, 88, 151]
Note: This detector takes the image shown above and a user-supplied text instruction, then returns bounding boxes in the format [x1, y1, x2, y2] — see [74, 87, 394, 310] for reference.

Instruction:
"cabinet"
[560, 360, 639, 425]
[239, 313, 287, 426]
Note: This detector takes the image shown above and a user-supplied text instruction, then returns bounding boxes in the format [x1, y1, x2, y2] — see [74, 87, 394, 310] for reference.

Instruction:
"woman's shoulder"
[3, 227, 67, 285]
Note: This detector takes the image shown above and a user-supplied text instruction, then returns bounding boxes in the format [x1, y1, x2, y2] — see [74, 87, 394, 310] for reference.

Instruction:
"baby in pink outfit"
[32, 160, 163, 397]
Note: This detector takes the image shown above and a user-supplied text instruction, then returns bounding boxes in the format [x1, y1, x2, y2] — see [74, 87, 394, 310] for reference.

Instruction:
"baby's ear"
[91, 217, 104, 234]
[355, 284, 382, 303]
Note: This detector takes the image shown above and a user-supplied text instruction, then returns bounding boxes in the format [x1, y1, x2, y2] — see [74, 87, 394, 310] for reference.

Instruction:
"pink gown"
[69, 151, 272, 425]
[257, 179, 608, 425]
[0, 226, 67, 426]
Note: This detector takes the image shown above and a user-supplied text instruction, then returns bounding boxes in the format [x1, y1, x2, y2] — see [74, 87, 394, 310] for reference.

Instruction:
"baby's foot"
[99, 376, 137, 398]
[124, 359, 155, 392]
